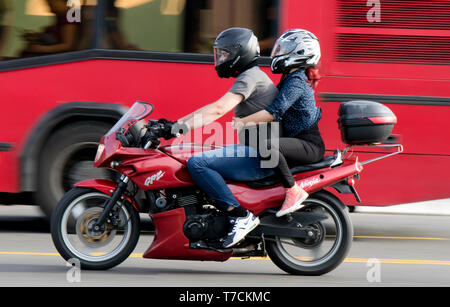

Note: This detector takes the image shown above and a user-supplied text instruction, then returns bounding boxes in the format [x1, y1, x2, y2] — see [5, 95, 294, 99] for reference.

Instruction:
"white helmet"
[270, 29, 321, 74]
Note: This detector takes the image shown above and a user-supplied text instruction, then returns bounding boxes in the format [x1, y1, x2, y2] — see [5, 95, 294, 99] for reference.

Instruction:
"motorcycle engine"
[183, 213, 229, 242]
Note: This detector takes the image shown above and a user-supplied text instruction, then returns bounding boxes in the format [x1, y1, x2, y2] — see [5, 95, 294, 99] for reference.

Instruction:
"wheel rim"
[274, 198, 343, 267]
[60, 192, 133, 262]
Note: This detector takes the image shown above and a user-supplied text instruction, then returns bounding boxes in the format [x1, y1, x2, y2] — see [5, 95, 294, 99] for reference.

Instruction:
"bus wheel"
[36, 121, 115, 219]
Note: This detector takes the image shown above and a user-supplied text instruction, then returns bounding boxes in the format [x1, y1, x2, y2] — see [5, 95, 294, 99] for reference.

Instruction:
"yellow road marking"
[1, 252, 449, 266]
[354, 235, 449, 241]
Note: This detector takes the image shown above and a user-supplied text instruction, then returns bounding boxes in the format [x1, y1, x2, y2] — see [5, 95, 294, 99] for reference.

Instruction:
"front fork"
[93, 175, 129, 229]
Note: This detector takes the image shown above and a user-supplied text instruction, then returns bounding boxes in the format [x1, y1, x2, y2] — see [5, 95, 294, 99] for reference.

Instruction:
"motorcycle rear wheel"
[265, 191, 353, 276]
[51, 187, 140, 270]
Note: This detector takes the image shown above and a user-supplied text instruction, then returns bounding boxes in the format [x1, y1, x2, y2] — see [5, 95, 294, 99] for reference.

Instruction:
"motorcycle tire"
[51, 187, 140, 270]
[265, 190, 353, 276]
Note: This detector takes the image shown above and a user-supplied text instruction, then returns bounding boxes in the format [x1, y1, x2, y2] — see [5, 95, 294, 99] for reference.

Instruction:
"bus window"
[101, 0, 279, 56]
[0, 0, 96, 61]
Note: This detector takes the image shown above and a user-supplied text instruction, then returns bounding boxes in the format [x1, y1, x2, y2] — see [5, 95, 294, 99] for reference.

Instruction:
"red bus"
[0, 0, 449, 218]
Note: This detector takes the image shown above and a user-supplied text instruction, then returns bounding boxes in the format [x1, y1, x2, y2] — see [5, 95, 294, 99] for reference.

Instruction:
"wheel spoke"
[60, 192, 134, 263]
[70, 201, 87, 220]
[267, 195, 349, 272]
[310, 243, 325, 261]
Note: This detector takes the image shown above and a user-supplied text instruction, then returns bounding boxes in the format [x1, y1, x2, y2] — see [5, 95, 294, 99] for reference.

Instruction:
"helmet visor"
[214, 48, 231, 66]
[214, 47, 240, 66]
[270, 37, 297, 58]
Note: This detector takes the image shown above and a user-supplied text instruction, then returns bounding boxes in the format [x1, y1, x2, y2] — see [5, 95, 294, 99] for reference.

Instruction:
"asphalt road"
[0, 205, 449, 287]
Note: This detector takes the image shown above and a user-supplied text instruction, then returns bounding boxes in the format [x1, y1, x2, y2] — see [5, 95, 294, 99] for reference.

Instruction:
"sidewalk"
[353, 198, 450, 216]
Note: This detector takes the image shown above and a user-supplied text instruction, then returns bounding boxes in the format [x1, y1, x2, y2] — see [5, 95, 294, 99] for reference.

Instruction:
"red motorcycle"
[51, 100, 401, 275]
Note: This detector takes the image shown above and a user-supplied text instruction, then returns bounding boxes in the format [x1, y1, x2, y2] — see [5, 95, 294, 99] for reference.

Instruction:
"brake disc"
[76, 207, 117, 248]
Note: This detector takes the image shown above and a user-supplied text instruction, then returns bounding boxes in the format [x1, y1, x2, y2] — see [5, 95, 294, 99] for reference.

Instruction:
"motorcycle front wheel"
[265, 191, 353, 276]
[51, 187, 140, 270]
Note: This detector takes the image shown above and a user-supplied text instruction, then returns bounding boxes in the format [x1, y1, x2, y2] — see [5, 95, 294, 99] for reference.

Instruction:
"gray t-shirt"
[228, 66, 280, 146]
[229, 66, 279, 117]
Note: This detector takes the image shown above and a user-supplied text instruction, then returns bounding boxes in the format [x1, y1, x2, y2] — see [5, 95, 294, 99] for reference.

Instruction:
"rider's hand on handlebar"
[171, 122, 189, 137]
[156, 119, 189, 140]
[157, 118, 172, 125]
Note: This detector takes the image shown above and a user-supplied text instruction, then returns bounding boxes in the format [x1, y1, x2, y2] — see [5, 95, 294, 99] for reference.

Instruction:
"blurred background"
[0, 0, 448, 286]
[0, 0, 278, 58]
[0, 0, 448, 217]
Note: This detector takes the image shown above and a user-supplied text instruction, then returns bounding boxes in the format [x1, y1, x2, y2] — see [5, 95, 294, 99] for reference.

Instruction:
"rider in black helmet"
[175, 27, 279, 248]
[213, 27, 260, 78]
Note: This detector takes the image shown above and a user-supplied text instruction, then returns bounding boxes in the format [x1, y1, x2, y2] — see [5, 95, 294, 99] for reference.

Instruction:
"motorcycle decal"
[145, 170, 165, 186]
[299, 176, 320, 189]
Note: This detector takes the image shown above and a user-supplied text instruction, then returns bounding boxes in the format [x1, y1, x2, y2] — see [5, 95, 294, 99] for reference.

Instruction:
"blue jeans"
[186, 145, 274, 211]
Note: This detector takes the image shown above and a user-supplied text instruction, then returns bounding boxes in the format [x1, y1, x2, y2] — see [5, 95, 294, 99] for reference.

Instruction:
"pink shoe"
[276, 184, 309, 217]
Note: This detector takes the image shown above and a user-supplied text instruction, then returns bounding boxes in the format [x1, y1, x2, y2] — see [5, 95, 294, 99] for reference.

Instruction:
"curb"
[353, 198, 450, 216]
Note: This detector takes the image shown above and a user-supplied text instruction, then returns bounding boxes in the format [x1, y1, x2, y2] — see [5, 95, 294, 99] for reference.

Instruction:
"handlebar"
[115, 119, 187, 149]
[142, 120, 187, 149]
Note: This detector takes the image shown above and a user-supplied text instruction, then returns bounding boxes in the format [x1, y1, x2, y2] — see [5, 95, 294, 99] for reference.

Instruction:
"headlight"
[95, 144, 105, 162]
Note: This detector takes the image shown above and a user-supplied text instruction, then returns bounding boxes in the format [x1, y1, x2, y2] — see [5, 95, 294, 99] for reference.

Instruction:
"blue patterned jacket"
[265, 69, 322, 137]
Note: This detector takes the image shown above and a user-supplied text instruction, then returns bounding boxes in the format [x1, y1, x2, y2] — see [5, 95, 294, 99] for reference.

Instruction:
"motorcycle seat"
[243, 150, 343, 189]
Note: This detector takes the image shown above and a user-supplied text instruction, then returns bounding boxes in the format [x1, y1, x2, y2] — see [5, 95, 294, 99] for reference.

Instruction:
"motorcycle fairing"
[230, 157, 361, 215]
[75, 178, 140, 211]
[143, 208, 233, 261]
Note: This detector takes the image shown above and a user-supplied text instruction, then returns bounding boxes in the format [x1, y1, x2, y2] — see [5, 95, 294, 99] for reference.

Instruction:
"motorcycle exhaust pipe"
[231, 243, 257, 256]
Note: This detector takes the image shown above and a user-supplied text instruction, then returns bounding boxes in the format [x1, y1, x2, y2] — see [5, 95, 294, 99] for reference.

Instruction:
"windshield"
[106, 101, 154, 136]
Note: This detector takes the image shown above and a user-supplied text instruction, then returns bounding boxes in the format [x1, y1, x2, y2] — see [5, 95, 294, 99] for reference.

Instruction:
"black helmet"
[213, 28, 260, 78]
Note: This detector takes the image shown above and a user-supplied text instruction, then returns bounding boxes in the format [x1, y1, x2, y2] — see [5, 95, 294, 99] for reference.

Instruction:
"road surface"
[0, 205, 449, 287]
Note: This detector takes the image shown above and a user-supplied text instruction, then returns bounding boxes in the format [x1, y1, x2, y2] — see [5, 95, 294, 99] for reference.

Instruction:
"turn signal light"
[95, 144, 105, 162]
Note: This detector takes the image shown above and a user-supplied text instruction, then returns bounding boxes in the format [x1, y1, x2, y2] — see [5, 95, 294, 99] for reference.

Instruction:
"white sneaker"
[223, 212, 260, 248]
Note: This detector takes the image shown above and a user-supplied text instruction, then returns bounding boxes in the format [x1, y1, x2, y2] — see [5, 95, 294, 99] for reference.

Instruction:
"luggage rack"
[342, 143, 404, 166]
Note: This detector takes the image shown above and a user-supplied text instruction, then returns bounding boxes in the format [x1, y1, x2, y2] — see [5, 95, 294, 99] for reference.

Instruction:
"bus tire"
[35, 121, 113, 219]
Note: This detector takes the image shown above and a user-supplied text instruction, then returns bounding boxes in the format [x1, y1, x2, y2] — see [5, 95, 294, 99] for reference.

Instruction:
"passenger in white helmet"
[233, 29, 325, 217]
